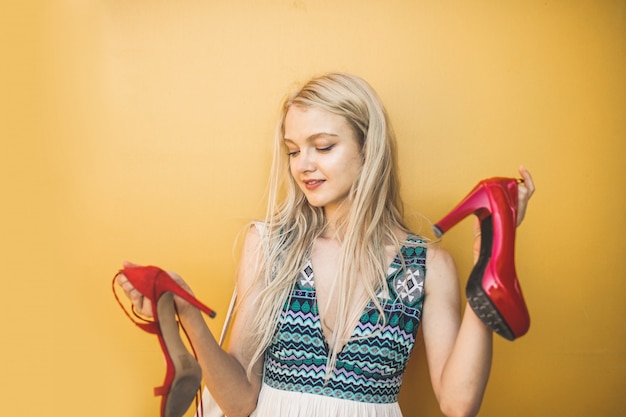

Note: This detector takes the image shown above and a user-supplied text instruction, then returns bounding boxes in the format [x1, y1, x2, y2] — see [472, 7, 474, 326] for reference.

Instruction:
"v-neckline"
[307, 237, 412, 356]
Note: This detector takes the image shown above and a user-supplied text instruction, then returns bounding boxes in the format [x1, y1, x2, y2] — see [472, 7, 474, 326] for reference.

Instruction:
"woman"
[117, 72, 535, 417]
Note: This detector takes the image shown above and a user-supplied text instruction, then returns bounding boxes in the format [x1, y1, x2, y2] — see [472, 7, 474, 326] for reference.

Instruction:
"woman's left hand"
[516, 165, 535, 226]
[473, 166, 535, 262]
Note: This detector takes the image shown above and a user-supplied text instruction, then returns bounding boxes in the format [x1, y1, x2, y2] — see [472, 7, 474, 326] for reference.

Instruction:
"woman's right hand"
[116, 261, 198, 318]
[116, 261, 154, 318]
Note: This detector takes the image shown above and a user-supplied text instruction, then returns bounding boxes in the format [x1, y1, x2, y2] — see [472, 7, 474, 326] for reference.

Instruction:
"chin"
[305, 200, 324, 208]
[302, 196, 326, 208]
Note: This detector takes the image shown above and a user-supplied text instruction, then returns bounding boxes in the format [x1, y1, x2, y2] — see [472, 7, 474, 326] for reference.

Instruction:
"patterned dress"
[251, 234, 427, 417]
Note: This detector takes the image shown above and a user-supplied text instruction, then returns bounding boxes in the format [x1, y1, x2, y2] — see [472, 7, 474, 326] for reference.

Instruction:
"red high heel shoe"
[113, 265, 216, 417]
[433, 177, 530, 340]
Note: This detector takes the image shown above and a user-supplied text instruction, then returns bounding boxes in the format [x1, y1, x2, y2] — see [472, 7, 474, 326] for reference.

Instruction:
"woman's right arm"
[171, 224, 265, 417]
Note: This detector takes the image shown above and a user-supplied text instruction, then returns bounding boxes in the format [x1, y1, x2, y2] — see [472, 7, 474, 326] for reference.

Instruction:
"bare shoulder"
[422, 245, 462, 332]
[237, 222, 264, 292]
[244, 221, 263, 246]
[425, 245, 458, 294]
[421, 245, 462, 360]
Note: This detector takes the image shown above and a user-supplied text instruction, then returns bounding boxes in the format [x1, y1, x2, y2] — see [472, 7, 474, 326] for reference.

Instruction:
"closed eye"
[317, 145, 335, 152]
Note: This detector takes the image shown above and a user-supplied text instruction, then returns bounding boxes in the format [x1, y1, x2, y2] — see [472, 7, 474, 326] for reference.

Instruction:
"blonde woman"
[117, 72, 535, 417]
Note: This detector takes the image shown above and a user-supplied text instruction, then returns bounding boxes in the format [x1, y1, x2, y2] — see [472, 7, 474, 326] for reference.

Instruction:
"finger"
[515, 166, 535, 226]
[124, 284, 146, 311]
[118, 277, 136, 298]
[128, 288, 145, 306]
[472, 217, 481, 238]
[519, 165, 535, 198]
[123, 260, 140, 268]
[115, 272, 128, 289]
[113, 271, 151, 317]
[116, 273, 140, 298]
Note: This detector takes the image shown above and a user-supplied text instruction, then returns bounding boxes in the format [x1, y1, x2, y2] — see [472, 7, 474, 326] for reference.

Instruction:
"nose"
[292, 149, 316, 174]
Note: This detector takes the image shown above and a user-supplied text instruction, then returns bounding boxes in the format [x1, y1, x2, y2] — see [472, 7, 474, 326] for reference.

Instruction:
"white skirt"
[250, 383, 403, 417]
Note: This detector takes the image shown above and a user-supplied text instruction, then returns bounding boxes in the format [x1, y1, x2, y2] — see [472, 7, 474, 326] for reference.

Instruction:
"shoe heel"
[433, 181, 492, 238]
[121, 265, 217, 319]
[163, 280, 217, 319]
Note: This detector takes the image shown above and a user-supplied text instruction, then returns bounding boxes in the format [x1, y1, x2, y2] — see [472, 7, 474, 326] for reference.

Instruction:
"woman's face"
[283, 105, 362, 220]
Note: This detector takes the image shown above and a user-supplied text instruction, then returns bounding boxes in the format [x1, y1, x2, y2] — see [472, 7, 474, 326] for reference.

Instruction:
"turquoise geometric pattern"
[263, 234, 427, 403]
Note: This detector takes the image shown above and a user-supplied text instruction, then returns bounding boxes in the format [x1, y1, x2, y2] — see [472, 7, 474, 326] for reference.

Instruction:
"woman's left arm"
[421, 247, 492, 417]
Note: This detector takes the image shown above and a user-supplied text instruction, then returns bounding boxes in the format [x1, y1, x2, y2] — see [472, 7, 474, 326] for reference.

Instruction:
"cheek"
[288, 159, 297, 177]
[288, 160, 303, 188]
[346, 152, 363, 177]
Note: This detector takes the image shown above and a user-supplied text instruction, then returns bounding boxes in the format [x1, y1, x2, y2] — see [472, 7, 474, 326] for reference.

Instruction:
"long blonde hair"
[244, 72, 408, 378]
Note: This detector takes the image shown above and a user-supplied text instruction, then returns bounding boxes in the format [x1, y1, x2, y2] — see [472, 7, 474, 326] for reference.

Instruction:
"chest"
[309, 239, 398, 319]
[263, 239, 427, 403]
[288, 237, 428, 351]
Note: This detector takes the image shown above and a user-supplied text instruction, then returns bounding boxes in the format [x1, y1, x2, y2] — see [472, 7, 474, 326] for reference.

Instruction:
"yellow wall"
[2, 1, 624, 415]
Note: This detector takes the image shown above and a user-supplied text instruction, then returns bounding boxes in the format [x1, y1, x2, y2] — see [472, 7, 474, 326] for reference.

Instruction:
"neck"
[321, 204, 348, 239]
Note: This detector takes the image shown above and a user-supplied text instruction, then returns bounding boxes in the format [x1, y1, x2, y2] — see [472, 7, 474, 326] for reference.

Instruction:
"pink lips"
[303, 179, 324, 190]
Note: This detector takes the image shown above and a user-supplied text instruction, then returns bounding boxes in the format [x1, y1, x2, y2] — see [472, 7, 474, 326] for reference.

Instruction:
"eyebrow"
[283, 132, 339, 143]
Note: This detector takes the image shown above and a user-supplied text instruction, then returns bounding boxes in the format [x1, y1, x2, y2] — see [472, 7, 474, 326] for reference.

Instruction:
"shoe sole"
[158, 292, 203, 417]
[467, 215, 516, 341]
[467, 280, 515, 341]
